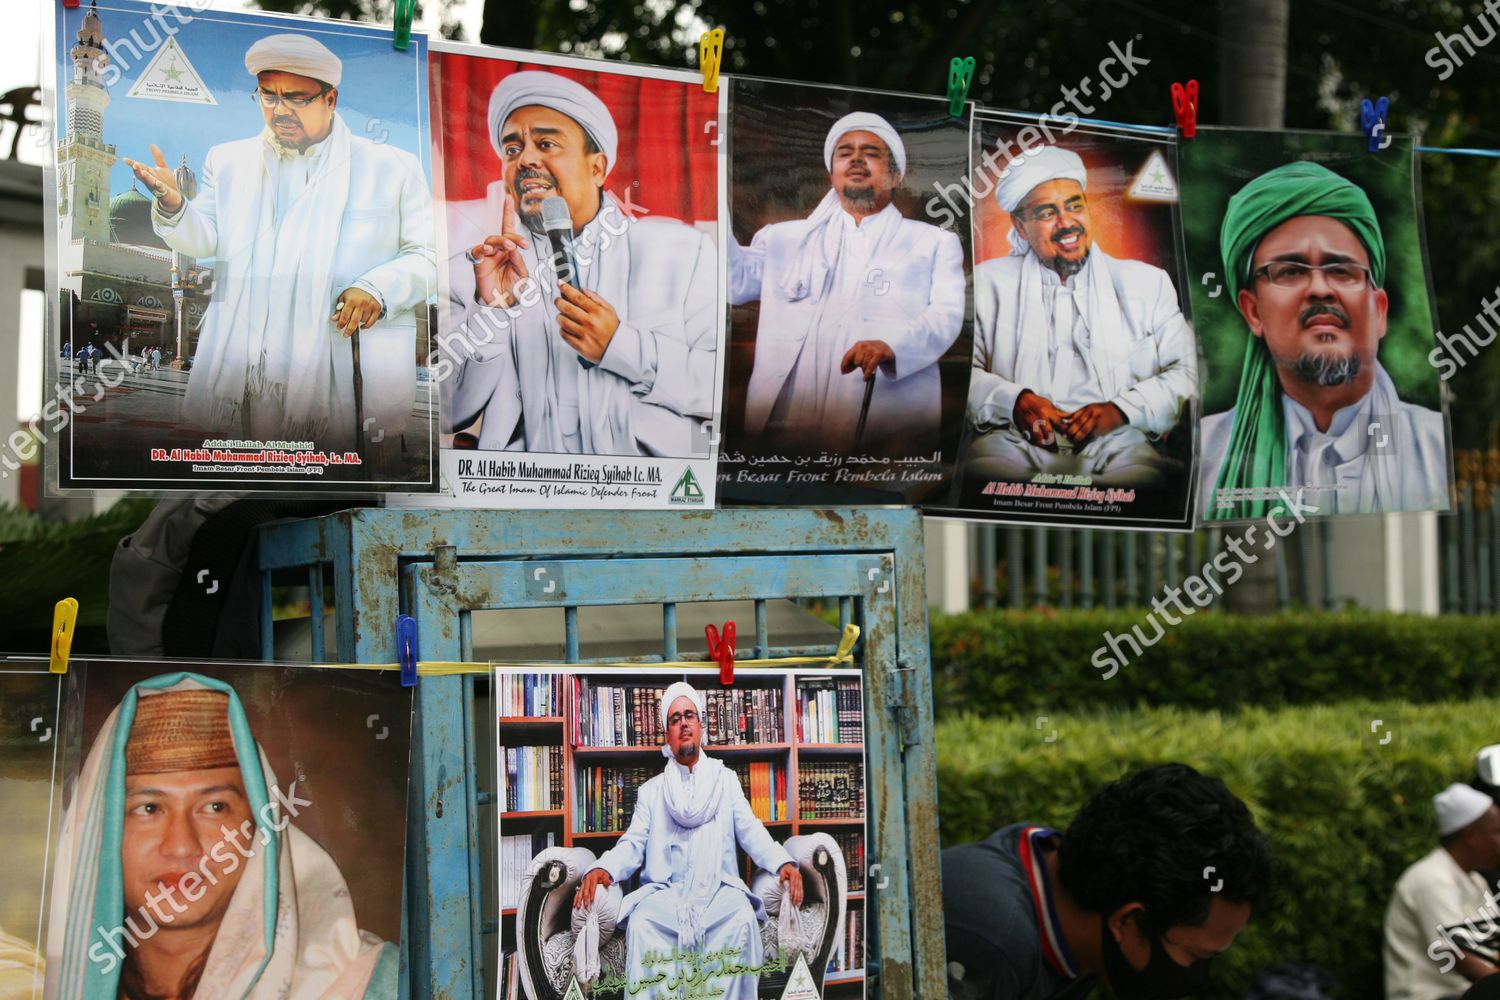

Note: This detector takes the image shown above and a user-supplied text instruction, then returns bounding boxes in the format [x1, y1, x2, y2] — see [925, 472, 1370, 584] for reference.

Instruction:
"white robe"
[730, 200, 965, 454]
[154, 116, 436, 448]
[1199, 362, 1448, 516]
[441, 183, 718, 457]
[594, 760, 794, 1000]
[963, 248, 1195, 484]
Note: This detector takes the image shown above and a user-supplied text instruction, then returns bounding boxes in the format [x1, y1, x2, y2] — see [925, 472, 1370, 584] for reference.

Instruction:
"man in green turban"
[1200, 161, 1446, 519]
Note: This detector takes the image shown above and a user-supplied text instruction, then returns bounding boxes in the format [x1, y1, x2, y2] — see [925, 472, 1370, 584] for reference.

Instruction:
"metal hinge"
[884, 655, 920, 747]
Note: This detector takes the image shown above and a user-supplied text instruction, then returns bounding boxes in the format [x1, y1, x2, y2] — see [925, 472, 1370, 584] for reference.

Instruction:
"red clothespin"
[1171, 80, 1199, 139]
[705, 621, 736, 685]
[64, 0, 81, 9]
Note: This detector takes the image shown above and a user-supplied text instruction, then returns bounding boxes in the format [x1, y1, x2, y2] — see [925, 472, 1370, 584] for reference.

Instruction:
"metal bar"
[564, 606, 580, 662]
[1007, 529, 1024, 608]
[308, 564, 325, 664]
[1296, 522, 1316, 607]
[1032, 528, 1047, 606]
[1058, 530, 1073, 609]
[839, 596, 853, 632]
[1463, 484, 1479, 615]
[979, 525, 998, 609]
[1445, 509, 1461, 613]
[1165, 535, 1180, 589]
[1080, 530, 1095, 609]
[1124, 533, 1138, 605]
[260, 568, 274, 660]
[755, 598, 769, 659]
[1275, 542, 1291, 608]
[1101, 531, 1116, 609]
[1319, 521, 1334, 610]
[1143, 535, 1157, 600]
[662, 602, 678, 661]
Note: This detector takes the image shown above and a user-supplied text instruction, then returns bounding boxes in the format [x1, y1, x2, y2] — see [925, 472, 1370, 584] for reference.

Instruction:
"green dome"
[109, 185, 167, 250]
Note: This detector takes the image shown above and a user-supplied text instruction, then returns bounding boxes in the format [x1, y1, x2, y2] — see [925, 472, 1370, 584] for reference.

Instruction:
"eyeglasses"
[252, 87, 329, 110]
[1251, 260, 1373, 290]
[1024, 197, 1087, 223]
[666, 709, 699, 728]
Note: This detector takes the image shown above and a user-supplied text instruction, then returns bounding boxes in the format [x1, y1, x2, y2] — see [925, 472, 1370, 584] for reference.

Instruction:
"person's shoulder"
[1396, 396, 1446, 441]
[976, 255, 1023, 284]
[1096, 249, 1176, 289]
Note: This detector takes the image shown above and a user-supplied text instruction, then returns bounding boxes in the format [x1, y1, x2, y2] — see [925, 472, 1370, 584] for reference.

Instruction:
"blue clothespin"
[392, 0, 415, 52]
[396, 614, 418, 687]
[947, 56, 976, 117]
[1361, 96, 1391, 152]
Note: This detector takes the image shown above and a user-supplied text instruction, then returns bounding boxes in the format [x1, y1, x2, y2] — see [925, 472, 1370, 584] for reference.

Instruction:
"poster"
[0, 670, 63, 1000]
[716, 77, 973, 506]
[43, 661, 412, 998]
[496, 667, 867, 999]
[50, 0, 437, 491]
[934, 112, 1199, 531]
[426, 44, 725, 510]
[1180, 127, 1451, 521]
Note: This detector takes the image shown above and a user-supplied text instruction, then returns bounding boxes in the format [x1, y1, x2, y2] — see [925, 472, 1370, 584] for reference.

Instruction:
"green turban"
[1208, 161, 1387, 520]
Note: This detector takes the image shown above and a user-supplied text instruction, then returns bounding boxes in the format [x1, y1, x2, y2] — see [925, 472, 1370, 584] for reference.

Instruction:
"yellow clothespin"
[51, 598, 78, 674]
[699, 28, 725, 93]
[834, 623, 861, 663]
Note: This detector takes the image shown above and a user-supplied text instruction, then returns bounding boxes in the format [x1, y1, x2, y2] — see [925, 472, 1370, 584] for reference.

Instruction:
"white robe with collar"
[441, 183, 718, 457]
[730, 199, 965, 454]
[154, 116, 435, 447]
[1199, 362, 1448, 515]
[964, 247, 1195, 481]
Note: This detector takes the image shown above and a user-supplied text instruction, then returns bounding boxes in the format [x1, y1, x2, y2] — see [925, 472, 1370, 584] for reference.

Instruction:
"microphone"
[540, 195, 579, 287]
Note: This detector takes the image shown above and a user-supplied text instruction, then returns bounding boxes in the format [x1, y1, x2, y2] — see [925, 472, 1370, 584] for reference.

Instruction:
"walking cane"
[351, 327, 365, 455]
[853, 371, 876, 448]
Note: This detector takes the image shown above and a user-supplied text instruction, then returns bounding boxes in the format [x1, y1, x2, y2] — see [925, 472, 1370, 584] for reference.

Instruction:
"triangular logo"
[669, 467, 705, 504]
[127, 38, 218, 105]
[1127, 148, 1177, 203]
[779, 953, 822, 1000]
[562, 978, 586, 1000]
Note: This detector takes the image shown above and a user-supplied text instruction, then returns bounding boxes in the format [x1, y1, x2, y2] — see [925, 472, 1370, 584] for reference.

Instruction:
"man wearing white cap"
[1384, 783, 1500, 1000]
[729, 111, 965, 455]
[441, 70, 718, 457]
[962, 144, 1195, 486]
[573, 682, 803, 999]
[125, 33, 436, 455]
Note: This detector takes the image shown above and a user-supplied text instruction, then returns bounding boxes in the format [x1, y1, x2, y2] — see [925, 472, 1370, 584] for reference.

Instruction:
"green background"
[1178, 128, 1443, 415]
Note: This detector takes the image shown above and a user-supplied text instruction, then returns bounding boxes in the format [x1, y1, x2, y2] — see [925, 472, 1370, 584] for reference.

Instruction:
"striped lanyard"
[1017, 825, 1082, 979]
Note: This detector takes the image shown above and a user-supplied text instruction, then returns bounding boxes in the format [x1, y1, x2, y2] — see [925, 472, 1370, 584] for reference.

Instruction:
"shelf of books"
[497, 668, 867, 999]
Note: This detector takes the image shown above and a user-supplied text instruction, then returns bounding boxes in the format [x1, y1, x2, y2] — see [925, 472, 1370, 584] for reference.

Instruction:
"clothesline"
[1055, 114, 1500, 157]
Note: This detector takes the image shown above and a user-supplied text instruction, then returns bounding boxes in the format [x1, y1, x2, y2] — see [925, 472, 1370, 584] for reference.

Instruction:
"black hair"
[1056, 763, 1277, 933]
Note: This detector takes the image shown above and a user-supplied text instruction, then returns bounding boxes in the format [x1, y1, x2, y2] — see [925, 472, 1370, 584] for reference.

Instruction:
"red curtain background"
[433, 51, 719, 227]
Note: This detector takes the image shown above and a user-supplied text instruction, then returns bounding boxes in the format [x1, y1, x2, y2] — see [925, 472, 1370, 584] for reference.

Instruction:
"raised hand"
[122, 144, 183, 213]
[470, 183, 530, 308]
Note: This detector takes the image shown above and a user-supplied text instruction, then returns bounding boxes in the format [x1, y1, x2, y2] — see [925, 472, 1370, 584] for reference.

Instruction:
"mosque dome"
[109, 185, 167, 250]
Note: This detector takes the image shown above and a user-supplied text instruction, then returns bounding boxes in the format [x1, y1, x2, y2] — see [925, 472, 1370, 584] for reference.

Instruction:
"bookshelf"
[497, 669, 867, 999]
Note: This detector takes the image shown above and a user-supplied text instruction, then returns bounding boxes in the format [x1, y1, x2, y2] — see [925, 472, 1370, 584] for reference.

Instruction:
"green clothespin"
[947, 56, 976, 117]
[392, 0, 415, 52]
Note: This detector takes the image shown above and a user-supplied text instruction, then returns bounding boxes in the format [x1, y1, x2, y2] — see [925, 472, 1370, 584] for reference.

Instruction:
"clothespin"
[947, 56, 976, 118]
[396, 614, 418, 687]
[834, 623, 861, 663]
[1171, 80, 1199, 139]
[1361, 96, 1391, 152]
[50, 598, 78, 674]
[705, 621, 736, 685]
[64, 0, 81, 9]
[699, 28, 725, 93]
[392, 0, 415, 52]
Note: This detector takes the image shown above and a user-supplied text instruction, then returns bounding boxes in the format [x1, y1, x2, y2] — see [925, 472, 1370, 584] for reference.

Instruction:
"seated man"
[942, 763, 1275, 1000]
[1385, 783, 1500, 1000]
[46, 674, 396, 998]
[574, 682, 804, 999]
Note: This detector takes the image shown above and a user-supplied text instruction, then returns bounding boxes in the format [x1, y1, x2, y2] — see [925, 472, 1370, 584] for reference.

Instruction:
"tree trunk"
[1218, 0, 1290, 612]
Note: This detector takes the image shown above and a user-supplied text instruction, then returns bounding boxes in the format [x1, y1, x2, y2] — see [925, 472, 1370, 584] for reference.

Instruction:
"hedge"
[929, 609, 1500, 717]
[935, 698, 1498, 999]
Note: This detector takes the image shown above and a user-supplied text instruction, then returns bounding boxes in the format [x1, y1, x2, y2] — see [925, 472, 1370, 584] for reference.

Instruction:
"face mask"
[1100, 911, 1214, 1000]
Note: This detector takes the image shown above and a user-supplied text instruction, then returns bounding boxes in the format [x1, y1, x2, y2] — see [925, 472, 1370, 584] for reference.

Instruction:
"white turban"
[995, 144, 1088, 212]
[487, 71, 618, 174]
[245, 34, 343, 89]
[1435, 782, 1494, 837]
[824, 112, 906, 179]
[659, 682, 705, 731]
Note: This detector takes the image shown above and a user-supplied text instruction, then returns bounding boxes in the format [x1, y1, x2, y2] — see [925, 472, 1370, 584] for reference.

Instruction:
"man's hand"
[840, 340, 895, 379]
[332, 287, 382, 338]
[471, 185, 530, 308]
[778, 862, 804, 908]
[1061, 401, 1127, 446]
[574, 868, 613, 911]
[557, 283, 620, 364]
[122, 144, 183, 214]
[1012, 389, 1070, 449]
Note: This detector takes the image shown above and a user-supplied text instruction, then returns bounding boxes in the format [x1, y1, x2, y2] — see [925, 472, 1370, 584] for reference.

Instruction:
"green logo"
[669, 467, 705, 504]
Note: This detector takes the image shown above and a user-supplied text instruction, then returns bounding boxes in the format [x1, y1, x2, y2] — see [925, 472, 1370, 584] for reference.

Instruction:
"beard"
[841, 184, 877, 212]
[672, 739, 699, 763]
[1041, 226, 1089, 279]
[512, 167, 561, 235]
[1288, 350, 1361, 387]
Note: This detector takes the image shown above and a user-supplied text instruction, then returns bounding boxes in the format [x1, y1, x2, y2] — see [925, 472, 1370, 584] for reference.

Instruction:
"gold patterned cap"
[125, 690, 238, 775]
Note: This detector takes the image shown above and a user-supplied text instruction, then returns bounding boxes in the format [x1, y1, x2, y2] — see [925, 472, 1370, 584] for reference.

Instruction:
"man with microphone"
[441, 71, 719, 457]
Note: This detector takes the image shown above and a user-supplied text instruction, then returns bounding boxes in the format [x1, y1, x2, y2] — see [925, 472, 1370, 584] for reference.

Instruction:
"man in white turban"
[962, 143, 1196, 486]
[440, 70, 718, 457]
[573, 682, 803, 999]
[729, 111, 965, 456]
[1383, 783, 1500, 1000]
[124, 32, 435, 459]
